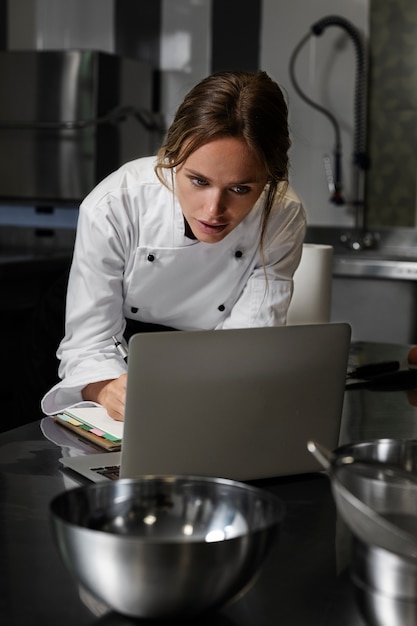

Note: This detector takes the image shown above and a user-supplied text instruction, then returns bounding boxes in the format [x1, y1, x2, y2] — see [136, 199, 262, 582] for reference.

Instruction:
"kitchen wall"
[259, 0, 417, 230]
[3, 0, 369, 227]
[6, 0, 212, 123]
[8, 0, 114, 50]
[6, 0, 417, 231]
[261, 0, 369, 228]
[157, 0, 211, 127]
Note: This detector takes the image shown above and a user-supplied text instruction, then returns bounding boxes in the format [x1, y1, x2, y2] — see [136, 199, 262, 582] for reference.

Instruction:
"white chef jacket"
[41, 156, 306, 415]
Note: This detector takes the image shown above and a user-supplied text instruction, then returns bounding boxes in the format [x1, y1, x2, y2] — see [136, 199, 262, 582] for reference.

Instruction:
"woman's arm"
[41, 180, 133, 415]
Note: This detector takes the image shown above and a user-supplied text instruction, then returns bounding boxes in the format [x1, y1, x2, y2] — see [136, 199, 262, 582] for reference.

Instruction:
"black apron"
[123, 318, 178, 343]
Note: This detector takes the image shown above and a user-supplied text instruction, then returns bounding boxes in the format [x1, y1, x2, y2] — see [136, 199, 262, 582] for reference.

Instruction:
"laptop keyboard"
[92, 465, 121, 480]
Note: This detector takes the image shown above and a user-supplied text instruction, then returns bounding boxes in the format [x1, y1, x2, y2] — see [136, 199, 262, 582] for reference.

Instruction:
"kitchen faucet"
[289, 15, 377, 251]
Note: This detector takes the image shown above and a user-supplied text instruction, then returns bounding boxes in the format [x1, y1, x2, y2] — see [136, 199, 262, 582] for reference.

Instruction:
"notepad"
[54, 407, 123, 451]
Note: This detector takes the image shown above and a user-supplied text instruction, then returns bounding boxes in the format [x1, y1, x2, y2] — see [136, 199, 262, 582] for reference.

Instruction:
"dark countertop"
[0, 421, 361, 626]
[1, 341, 416, 626]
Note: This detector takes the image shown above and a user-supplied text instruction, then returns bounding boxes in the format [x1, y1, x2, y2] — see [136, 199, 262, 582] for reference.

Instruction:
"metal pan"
[308, 440, 417, 560]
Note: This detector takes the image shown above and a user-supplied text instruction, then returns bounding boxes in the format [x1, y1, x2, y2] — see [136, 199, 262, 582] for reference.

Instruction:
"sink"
[305, 226, 417, 342]
[306, 226, 417, 259]
[305, 226, 417, 281]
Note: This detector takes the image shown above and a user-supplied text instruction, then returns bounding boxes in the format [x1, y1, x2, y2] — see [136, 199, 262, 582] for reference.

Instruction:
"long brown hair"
[155, 70, 291, 251]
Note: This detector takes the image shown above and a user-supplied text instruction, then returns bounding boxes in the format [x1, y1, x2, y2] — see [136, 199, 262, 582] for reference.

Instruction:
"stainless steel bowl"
[50, 475, 284, 619]
[352, 538, 417, 626]
[331, 438, 417, 558]
[332, 439, 417, 626]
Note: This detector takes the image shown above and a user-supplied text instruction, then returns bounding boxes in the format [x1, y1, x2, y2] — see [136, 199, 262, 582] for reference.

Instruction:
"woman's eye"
[231, 185, 250, 195]
[191, 177, 208, 187]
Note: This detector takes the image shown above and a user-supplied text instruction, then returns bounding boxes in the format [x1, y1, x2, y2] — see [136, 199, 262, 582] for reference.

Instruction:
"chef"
[41, 70, 306, 421]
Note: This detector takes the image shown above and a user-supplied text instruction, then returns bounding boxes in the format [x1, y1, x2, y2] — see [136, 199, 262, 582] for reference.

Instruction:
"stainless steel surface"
[305, 226, 417, 343]
[332, 462, 417, 558]
[352, 538, 417, 626]
[50, 476, 284, 619]
[306, 226, 417, 261]
[0, 50, 154, 206]
[330, 436, 417, 560]
[306, 225, 417, 281]
[334, 256, 417, 280]
[308, 439, 417, 481]
[353, 537, 417, 599]
[307, 439, 333, 470]
[332, 275, 417, 344]
[309, 437, 417, 558]
[318, 436, 417, 625]
[334, 438, 417, 473]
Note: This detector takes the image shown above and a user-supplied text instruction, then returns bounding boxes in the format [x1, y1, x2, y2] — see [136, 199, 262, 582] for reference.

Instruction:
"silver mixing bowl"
[50, 475, 284, 619]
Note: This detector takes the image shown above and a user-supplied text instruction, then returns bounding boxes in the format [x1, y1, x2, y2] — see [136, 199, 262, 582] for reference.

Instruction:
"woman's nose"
[205, 189, 226, 216]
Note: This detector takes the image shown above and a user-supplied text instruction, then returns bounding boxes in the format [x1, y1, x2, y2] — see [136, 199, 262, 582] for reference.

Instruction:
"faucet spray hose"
[311, 15, 369, 172]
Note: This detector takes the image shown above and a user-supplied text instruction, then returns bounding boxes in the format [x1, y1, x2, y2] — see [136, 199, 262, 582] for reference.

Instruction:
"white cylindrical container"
[287, 243, 333, 325]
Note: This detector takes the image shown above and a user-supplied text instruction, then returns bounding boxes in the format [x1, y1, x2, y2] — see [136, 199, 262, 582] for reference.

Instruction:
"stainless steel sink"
[305, 226, 417, 343]
[333, 256, 417, 281]
[306, 226, 417, 281]
[306, 225, 417, 255]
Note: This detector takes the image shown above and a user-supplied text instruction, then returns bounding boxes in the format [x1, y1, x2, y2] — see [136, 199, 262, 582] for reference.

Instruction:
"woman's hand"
[81, 374, 127, 421]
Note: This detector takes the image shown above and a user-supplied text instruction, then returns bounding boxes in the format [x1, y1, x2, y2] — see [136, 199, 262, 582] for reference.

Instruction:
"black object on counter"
[346, 369, 417, 391]
[347, 360, 400, 380]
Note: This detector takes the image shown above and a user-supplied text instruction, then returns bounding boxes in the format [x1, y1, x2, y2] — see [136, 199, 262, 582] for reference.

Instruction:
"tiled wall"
[366, 0, 417, 227]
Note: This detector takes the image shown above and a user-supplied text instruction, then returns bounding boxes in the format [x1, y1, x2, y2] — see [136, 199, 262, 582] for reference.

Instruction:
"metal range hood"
[0, 50, 160, 207]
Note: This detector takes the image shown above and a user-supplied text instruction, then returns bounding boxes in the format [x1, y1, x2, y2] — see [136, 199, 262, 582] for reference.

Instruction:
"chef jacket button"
[218, 304, 225, 312]
[147, 253, 155, 262]
[235, 250, 243, 258]
[131, 307, 138, 314]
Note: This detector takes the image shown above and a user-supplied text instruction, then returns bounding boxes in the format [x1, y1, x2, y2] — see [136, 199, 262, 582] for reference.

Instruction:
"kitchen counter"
[306, 225, 417, 280]
[333, 254, 417, 280]
[1, 341, 415, 626]
[305, 226, 417, 343]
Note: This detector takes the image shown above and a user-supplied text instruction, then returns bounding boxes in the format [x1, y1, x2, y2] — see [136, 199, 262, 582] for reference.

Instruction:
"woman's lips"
[196, 220, 228, 234]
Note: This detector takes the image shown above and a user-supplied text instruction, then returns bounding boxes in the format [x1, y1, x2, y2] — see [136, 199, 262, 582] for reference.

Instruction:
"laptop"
[60, 323, 351, 483]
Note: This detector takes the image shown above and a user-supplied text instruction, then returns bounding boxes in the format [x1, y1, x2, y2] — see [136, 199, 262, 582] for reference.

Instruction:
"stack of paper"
[54, 407, 124, 451]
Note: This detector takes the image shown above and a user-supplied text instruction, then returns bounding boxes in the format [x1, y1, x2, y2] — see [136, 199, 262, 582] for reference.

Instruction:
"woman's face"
[175, 137, 268, 243]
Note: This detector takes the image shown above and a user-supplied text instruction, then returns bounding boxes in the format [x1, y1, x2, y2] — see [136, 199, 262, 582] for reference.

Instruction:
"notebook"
[60, 323, 351, 483]
[54, 408, 123, 451]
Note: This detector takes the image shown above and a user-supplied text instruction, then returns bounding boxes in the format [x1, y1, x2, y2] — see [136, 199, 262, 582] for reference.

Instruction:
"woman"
[41, 70, 306, 421]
